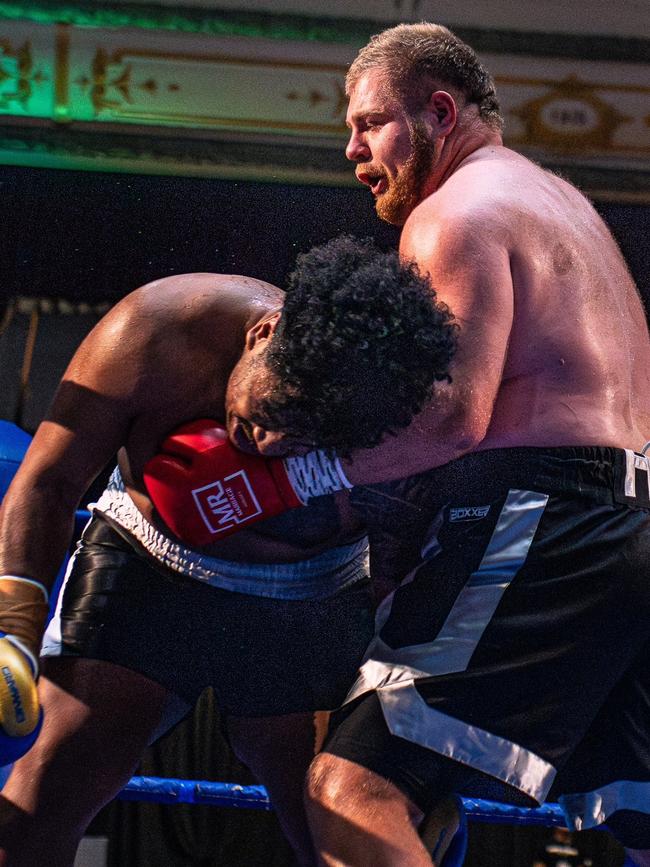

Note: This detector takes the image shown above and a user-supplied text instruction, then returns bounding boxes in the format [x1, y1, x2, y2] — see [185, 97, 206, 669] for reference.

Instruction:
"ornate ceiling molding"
[1, 2, 648, 199]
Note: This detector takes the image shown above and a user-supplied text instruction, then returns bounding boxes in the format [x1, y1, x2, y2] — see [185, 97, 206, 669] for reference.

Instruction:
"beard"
[375, 121, 435, 226]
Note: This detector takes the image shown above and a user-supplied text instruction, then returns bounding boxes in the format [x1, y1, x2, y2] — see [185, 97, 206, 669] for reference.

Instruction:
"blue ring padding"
[118, 777, 273, 810]
[117, 777, 568, 827]
[75, 509, 92, 531]
[0, 422, 32, 495]
[0, 421, 93, 619]
[0, 709, 43, 767]
[461, 797, 566, 827]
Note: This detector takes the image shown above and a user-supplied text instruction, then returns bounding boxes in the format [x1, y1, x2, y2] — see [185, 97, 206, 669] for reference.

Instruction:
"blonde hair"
[347, 23, 503, 131]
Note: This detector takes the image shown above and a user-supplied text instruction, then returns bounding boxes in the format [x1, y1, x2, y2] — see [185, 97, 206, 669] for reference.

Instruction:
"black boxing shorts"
[325, 446, 650, 849]
[41, 512, 374, 717]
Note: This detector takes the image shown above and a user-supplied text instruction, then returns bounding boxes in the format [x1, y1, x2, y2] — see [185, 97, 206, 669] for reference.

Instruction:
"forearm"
[342, 428, 470, 484]
[341, 397, 480, 485]
[0, 481, 78, 592]
[0, 481, 70, 762]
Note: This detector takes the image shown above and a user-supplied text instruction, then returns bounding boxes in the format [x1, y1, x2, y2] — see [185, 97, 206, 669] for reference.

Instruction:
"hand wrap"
[143, 419, 351, 547]
[0, 576, 48, 763]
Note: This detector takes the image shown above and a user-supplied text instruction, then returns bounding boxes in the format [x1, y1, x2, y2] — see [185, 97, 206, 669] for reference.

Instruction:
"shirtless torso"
[0, 273, 363, 591]
[342, 71, 650, 483]
[405, 147, 650, 453]
[0, 272, 367, 867]
[305, 38, 650, 867]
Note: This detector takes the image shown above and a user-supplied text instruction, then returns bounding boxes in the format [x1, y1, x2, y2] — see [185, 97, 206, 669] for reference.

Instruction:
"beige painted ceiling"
[1, 0, 648, 199]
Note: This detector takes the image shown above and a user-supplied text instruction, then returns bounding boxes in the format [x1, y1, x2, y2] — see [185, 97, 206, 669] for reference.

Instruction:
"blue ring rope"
[118, 777, 273, 810]
[117, 776, 567, 826]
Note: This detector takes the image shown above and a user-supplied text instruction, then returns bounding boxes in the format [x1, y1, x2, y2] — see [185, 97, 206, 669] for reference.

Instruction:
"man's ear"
[425, 90, 457, 136]
[245, 310, 281, 349]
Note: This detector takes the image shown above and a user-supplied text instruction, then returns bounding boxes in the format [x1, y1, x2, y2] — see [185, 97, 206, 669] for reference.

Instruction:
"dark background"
[1, 164, 648, 432]
[1, 164, 648, 304]
[0, 165, 400, 305]
[0, 165, 401, 430]
[0, 164, 645, 865]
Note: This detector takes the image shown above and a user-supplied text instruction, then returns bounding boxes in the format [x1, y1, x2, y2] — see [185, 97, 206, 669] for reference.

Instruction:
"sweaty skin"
[341, 70, 650, 484]
[0, 274, 363, 867]
[303, 65, 650, 867]
[0, 274, 362, 586]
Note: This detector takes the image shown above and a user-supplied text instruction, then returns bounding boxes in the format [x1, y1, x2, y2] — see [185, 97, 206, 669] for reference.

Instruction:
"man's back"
[403, 146, 650, 455]
[311, 24, 650, 867]
[102, 276, 367, 563]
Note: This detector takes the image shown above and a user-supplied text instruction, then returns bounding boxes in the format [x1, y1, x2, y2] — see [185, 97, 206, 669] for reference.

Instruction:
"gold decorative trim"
[99, 110, 345, 135]
[0, 17, 648, 185]
[286, 78, 347, 120]
[498, 73, 650, 155]
[497, 73, 650, 95]
[82, 45, 350, 134]
[0, 38, 44, 111]
[109, 47, 348, 74]
[53, 24, 70, 120]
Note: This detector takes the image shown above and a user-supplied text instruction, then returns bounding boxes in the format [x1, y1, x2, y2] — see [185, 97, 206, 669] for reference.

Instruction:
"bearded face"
[346, 70, 440, 225]
[374, 120, 436, 226]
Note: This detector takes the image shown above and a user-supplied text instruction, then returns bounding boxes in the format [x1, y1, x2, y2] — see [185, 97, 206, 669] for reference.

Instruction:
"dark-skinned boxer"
[0, 235, 456, 867]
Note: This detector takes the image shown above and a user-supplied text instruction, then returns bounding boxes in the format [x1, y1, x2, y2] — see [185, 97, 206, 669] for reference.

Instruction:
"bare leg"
[0, 657, 172, 867]
[305, 753, 449, 866]
[227, 711, 326, 867]
[419, 796, 462, 863]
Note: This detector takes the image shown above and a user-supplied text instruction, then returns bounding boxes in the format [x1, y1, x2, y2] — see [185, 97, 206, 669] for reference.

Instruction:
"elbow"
[448, 413, 491, 457]
[427, 380, 493, 459]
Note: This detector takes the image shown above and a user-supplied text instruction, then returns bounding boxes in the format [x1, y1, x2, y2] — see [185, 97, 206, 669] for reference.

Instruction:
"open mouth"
[357, 171, 388, 196]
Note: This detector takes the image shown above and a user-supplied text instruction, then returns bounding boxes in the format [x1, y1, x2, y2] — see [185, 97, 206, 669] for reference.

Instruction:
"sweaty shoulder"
[116, 273, 283, 325]
[62, 272, 283, 412]
[402, 147, 613, 271]
[97, 274, 282, 363]
[401, 150, 524, 267]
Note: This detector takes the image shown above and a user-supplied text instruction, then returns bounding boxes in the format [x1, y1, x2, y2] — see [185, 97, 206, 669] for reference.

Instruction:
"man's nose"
[345, 130, 370, 162]
[252, 426, 289, 457]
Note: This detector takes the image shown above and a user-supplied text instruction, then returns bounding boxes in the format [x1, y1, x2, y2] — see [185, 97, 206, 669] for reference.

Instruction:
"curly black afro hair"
[255, 234, 458, 455]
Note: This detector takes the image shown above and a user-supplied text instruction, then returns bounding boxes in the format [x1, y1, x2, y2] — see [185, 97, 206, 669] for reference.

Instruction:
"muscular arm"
[343, 205, 514, 483]
[0, 293, 165, 591]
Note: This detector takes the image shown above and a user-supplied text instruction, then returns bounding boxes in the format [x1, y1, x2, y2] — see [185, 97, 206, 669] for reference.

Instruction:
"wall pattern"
[1, 4, 648, 199]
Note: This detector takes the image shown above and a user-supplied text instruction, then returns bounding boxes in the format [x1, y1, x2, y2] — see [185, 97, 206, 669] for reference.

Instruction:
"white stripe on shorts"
[560, 780, 650, 831]
[346, 488, 548, 689]
[379, 680, 556, 802]
[343, 488, 552, 801]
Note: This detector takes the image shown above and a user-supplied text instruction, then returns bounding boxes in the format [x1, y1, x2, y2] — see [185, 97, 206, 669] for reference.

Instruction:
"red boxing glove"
[142, 420, 304, 547]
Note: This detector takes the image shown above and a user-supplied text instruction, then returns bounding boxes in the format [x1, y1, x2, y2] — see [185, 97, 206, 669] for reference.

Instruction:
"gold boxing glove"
[0, 576, 48, 762]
